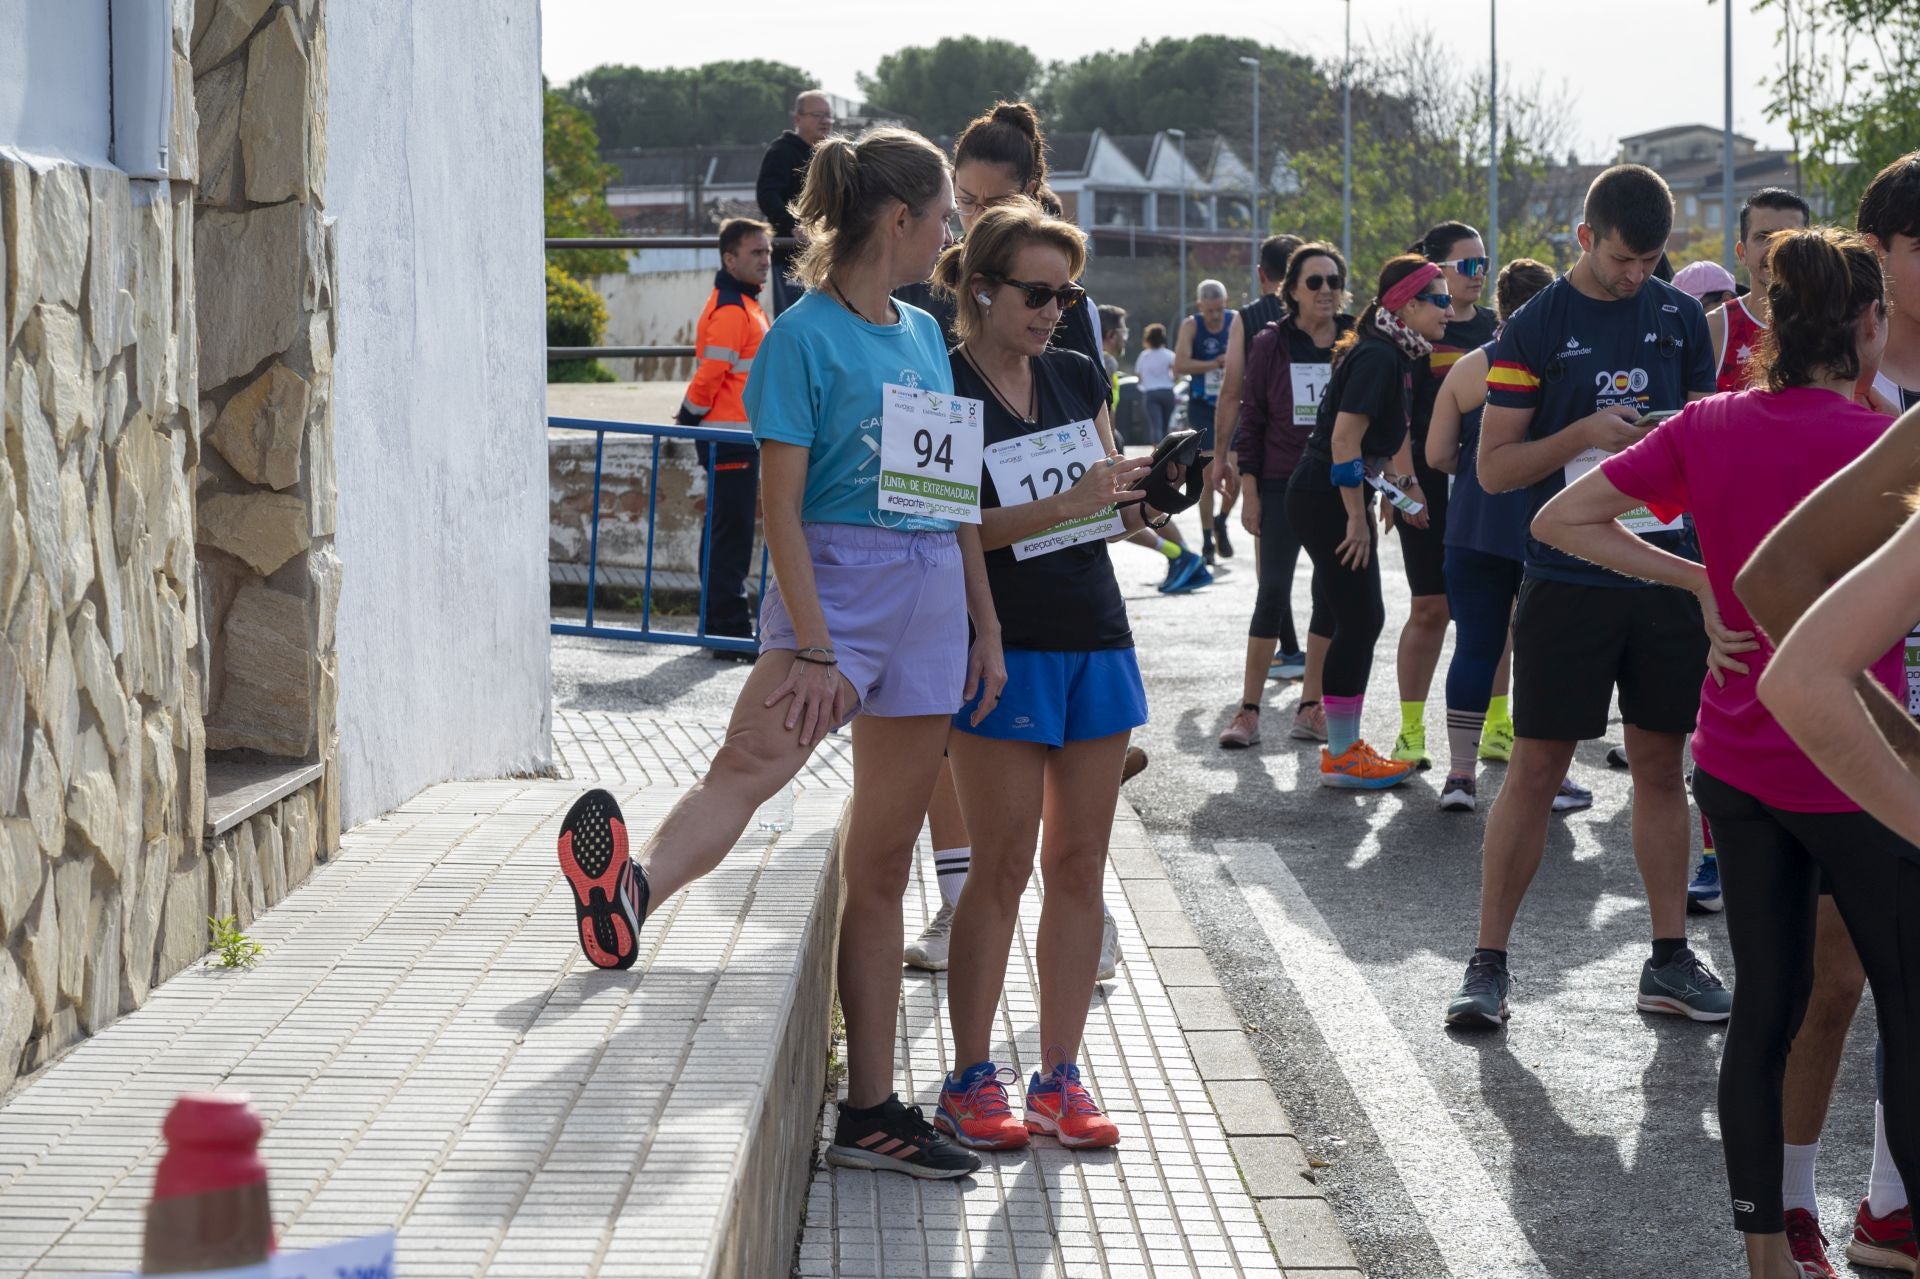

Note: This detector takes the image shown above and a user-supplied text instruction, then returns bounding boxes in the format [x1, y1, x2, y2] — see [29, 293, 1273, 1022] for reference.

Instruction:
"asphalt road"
[551, 507, 1887, 1279]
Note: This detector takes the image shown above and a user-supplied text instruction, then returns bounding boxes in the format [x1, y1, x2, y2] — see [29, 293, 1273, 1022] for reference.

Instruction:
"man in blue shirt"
[1445, 165, 1731, 1029]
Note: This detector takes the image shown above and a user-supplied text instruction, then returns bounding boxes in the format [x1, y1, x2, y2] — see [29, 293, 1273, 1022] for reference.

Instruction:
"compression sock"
[1323, 694, 1364, 754]
[1870, 1102, 1911, 1215]
[1782, 1141, 1820, 1216]
[932, 847, 971, 908]
[1650, 936, 1688, 968]
[1486, 694, 1512, 732]
[1157, 538, 1182, 560]
[1446, 709, 1485, 779]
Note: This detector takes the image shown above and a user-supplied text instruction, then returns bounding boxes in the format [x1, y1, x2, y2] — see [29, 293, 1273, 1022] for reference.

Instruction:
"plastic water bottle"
[755, 780, 795, 832]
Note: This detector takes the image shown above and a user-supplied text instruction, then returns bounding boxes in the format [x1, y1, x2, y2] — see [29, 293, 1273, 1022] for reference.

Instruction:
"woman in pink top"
[1533, 227, 1899, 1279]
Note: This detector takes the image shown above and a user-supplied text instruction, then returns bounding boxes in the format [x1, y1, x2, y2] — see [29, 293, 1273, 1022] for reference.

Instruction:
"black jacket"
[756, 131, 812, 260]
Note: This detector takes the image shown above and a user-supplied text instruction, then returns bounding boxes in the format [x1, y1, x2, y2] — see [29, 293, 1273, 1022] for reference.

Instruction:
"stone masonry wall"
[0, 2, 206, 1081]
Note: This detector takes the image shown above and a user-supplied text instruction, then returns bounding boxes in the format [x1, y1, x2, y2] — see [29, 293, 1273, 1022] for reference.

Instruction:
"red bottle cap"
[151, 1095, 269, 1202]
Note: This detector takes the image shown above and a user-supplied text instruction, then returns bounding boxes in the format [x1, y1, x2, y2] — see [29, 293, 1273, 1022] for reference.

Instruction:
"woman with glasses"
[1217, 242, 1353, 749]
[1386, 222, 1504, 772]
[1286, 254, 1452, 789]
[926, 204, 1159, 1152]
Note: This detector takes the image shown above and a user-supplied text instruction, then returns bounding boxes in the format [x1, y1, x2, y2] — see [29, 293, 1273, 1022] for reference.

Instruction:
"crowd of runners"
[551, 88, 1920, 1279]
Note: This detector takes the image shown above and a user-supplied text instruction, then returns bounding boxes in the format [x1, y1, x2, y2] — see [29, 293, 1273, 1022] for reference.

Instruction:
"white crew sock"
[932, 847, 970, 909]
[1782, 1141, 1820, 1216]
[1869, 1101, 1911, 1216]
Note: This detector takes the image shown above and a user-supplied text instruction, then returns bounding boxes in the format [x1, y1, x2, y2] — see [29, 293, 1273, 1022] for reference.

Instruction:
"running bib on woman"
[1906, 625, 1920, 716]
[1564, 447, 1684, 535]
[1291, 365, 1330, 427]
[879, 384, 984, 523]
[982, 419, 1123, 560]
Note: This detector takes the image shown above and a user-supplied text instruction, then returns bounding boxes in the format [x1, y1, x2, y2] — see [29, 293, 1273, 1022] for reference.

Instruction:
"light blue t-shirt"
[744, 290, 957, 532]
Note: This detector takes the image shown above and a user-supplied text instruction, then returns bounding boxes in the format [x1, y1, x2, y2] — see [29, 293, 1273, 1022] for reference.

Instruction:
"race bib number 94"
[878, 384, 984, 523]
[982, 419, 1123, 560]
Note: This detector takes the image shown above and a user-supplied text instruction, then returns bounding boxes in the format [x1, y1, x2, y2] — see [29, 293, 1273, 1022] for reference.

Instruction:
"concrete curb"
[1110, 802, 1368, 1278]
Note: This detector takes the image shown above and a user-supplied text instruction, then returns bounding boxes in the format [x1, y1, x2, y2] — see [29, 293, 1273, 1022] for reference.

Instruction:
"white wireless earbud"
[976, 292, 993, 307]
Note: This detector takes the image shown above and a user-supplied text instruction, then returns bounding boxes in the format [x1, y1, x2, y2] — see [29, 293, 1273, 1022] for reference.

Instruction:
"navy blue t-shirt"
[1444, 342, 1534, 561]
[1485, 274, 1714, 586]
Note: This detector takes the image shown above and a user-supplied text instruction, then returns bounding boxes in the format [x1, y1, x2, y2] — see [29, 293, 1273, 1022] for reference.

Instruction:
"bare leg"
[926, 755, 968, 853]
[1622, 725, 1691, 941]
[1301, 631, 1331, 705]
[1036, 733, 1130, 1068]
[1783, 897, 1867, 1143]
[1743, 1232, 1800, 1279]
[839, 713, 954, 1108]
[639, 654, 842, 904]
[1241, 636, 1281, 707]
[1493, 626, 1513, 699]
[1396, 594, 1451, 705]
[1475, 736, 1578, 950]
[945, 733, 1048, 1069]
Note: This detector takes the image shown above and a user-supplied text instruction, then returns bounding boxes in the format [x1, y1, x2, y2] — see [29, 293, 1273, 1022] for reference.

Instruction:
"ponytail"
[1749, 227, 1885, 392]
[789, 127, 948, 290]
[955, 101, 1056, 209]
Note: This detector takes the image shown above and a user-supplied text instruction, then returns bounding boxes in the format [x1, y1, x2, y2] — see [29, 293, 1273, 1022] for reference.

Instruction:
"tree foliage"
[546, 263, 615, 383]
[1756, 0, 1920, 218]
[563, 60, 816, 151]
[544, 88, 626, 278]
[1269, 29, 1573, 281]
[1045, 37, 1331, 155]
[856, 38, 1045, 138]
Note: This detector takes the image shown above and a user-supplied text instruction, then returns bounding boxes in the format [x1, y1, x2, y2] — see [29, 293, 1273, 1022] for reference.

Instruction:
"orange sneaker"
[935, 1062, 1029, 1150]
[1024, 1064, 1120, 1149]
[1320, 740, 1417, 790]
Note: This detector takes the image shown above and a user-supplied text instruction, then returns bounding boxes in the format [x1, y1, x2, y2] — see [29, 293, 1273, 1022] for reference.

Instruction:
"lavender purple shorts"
[758, 523, 967, 720]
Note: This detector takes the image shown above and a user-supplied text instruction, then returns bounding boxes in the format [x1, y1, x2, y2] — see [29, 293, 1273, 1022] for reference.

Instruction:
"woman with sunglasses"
[1218, 242, 1353, 749]
[1386, 222, 1502, 771]
[926, 203, 1157, 1152]
[1286, 254, 1452, 789]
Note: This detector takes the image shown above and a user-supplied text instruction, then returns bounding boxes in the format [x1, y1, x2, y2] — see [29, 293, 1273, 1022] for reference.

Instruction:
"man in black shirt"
[1208, 234, 1302, 493]
[755, 91, 833, 315]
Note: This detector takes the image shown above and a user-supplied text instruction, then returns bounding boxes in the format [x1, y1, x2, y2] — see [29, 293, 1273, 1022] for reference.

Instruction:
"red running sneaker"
[1784, 1209, 1836, 1278]
[1848, 1198, 1919, 1274]
[558, 789, 648, 970]
[1024, 1063, 1120, 1149]
[935, 1062, 1029, 1151]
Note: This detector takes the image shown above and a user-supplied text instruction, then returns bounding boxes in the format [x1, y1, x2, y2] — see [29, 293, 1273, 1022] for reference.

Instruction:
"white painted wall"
[327, 1, 551, 824]
[0, 1, 112, 163]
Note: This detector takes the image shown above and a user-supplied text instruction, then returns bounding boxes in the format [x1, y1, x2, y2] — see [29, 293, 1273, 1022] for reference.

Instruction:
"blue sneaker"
[1158, 549, 1191, 592]
[1271, 650, 1308, 680]
[1160, 550, 1213, 595]
[1551, 777, 1593, 813]
[1637, 947, 1732, 1021]
[1445, 952, 1510, 1029]
[1686, 855, 1723, 914]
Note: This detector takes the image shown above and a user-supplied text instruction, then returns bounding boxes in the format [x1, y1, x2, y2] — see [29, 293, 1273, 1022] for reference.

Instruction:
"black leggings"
[1286, 484, 1383, 698]
[1250, 479, 1328, 651]
[1693, 767, 1920, 1235]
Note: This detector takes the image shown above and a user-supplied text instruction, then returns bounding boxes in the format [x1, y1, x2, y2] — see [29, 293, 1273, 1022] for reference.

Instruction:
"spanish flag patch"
[1487, 361, 1541, 392]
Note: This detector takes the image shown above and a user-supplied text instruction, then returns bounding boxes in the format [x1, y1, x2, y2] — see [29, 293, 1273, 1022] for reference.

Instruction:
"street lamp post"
[1342, 1, 1353, 267]
[1169, 127, 1188, 323]
[1722, 0, 1736, 274]
[1240, 55, 1261, 300]
[1488, 0, 1499, 266]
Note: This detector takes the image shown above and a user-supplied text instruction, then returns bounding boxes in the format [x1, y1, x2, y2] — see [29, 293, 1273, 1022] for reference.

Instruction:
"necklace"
[831, 280, 891, 326]
[963, 347, 1037, 423]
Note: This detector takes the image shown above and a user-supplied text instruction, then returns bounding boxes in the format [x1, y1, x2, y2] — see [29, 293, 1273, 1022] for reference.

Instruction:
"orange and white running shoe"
[558, 788, 648, 970]
[1320, 740, 1417, 790]
[935, 1062, 1030, 1151]
[1024, 1063, 1120, 1149]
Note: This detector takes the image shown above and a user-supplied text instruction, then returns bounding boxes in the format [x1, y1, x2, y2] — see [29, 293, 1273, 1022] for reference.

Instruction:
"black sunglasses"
[1302, 273, 1345, 292]
[1412, 291, 1454, 310]
[990, 276, 1087, 311]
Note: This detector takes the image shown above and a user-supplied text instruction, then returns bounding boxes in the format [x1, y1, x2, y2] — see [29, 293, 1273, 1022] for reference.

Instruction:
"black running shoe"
[558, 788, 649, 970]
[825, 1094, 980, 1180]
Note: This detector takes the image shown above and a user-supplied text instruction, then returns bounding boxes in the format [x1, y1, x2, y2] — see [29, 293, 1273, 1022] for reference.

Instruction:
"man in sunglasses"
[1445, 164, 1728, 1031]
[756, 90, 835, 315]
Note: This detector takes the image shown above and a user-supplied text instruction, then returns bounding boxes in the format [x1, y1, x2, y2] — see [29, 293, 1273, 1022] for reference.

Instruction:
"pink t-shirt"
[1601, 386, 1899, 811]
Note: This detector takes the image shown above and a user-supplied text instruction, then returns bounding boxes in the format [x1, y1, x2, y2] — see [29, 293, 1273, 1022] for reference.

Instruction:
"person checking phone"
[1445, 164, 1729, 1031]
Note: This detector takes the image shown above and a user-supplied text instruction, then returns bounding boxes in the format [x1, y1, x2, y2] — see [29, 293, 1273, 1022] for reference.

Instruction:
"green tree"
[563, 61, 815, 151]
[1044, 37, 1332, 154]
[1755, 0, 1920, 218]
[544, 88, 626, 278]
[546, 263, 615, 384]
[856, 37, 1044, 138]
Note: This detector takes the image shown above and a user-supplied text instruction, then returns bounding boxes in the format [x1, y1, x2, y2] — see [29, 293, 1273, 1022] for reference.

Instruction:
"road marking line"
[1216, 838, 1548, 1279]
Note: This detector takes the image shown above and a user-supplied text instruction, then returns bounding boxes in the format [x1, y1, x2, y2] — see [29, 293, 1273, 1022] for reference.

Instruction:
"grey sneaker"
[1637, 948, 1732, 1021]
[904, 901, 955, 971]
[1095, 909, 1121, 982]
[1444, 953, 1511, 1029]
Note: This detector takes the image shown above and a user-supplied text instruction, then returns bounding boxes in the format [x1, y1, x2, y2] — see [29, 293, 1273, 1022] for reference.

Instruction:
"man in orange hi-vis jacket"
[677, 218, 772, 651]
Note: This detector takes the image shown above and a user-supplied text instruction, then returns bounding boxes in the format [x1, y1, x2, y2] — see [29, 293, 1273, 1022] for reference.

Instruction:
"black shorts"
[1511, 575, 1706, 741]
[1392, 463, 1449, 597]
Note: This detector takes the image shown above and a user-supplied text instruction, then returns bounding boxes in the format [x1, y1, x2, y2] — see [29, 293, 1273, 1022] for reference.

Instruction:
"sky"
[539, 0, 1802, 161]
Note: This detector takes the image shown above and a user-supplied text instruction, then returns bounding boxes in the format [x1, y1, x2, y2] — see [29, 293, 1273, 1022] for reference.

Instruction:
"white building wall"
[0, 0, 112, 163]
[326, 0, 551, 825]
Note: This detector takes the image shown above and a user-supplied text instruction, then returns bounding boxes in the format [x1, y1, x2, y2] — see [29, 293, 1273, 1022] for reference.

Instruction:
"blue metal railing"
[549, 415, 769, 652]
